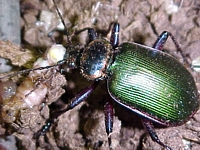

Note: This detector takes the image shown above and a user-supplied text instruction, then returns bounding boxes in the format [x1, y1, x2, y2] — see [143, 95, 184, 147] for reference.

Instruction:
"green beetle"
[35, 21, 199, 150]
[108, 42, 198, 126]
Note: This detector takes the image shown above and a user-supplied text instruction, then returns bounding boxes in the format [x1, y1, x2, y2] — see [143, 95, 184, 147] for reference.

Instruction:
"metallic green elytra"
[108, 42, 199, 126]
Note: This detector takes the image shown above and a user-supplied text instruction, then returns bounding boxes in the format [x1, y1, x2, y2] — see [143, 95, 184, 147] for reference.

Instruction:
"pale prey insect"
[0, 44, 67, 123]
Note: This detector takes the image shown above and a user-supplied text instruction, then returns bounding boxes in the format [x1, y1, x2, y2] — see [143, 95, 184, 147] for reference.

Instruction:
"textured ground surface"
[0, 0, 200, 149]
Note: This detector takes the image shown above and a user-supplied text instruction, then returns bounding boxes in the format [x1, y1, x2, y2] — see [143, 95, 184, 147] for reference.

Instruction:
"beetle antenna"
[0, 65, 58, 81]
[52, 0, 71, 44]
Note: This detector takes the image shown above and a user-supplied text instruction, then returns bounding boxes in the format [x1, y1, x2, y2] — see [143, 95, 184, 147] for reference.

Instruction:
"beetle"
[31, 1, 199, 150]
[0, 0, 198, 149]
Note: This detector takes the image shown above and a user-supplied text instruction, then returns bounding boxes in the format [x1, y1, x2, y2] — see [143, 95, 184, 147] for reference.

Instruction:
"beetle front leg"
[73, 22, 120, 47]
[104, 101, 114, 149]
[141, 118, 172, 150]
[34, 81, 99, 139]
[72, 27, 97, 43]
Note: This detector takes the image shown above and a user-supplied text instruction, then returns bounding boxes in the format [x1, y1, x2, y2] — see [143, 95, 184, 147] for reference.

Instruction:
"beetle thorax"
[80, 39, 113, 80]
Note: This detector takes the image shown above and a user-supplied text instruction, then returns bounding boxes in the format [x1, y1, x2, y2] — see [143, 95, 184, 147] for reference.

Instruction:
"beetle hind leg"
[141, 118, 173, 150]
[153, 31, 190, 67]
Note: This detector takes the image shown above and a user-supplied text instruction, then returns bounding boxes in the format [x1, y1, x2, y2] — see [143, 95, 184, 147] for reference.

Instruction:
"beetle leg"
[87, 28, 97, 42]
[47, 29, 57, 44]
[110, 23, 120, 49]
[73, 22, 120, 47]
[104, 101, 114, 149]
[34, 81, 99, 139]
[152, 31, 169, 50]
[153, 31, 190, 67]
[141, 118, 173, 150]
[71, 27, 97, 43]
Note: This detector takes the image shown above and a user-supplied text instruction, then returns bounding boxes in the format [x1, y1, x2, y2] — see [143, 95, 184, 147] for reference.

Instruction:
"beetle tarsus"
[33, 118, 54, 139]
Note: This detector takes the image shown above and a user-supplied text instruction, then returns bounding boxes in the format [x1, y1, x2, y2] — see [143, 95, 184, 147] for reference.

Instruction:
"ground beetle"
[32, 1, 199, 149]
[36, 29, 199, 149]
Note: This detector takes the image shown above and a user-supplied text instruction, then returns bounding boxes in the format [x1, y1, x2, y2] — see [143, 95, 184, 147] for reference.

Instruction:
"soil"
[0, 0, 200, 150]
